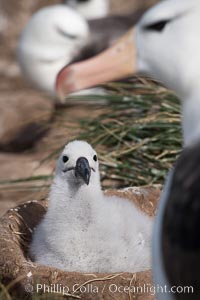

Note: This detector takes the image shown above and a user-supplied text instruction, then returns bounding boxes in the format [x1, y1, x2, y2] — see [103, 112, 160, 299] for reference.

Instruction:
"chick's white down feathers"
[30, 141, 152, 273]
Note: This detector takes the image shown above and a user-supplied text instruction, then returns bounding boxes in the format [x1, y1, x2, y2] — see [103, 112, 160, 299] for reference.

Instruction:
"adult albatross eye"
[93, 155, 97, 162]
[144, 20, 170, 32]
[63, 155, 69, 163]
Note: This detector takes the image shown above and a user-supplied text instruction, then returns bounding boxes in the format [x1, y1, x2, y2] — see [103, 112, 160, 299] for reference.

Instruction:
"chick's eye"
[144, 19, 170, 32]
[63, 155, 69, 163]
[93, 155, 97, 162]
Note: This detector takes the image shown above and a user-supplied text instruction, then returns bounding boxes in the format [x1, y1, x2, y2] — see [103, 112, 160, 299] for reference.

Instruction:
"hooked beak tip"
[75, 157, 91, 186]
[85, 176, 90, 186]
[56, 66, 77, 99]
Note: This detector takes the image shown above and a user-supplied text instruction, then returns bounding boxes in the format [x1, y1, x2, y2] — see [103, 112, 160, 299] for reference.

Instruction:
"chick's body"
[30, 141, 152, 273]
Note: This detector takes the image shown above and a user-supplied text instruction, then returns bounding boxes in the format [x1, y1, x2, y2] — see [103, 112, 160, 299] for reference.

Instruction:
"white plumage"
[135, 0, 200, 147]
[17, 5, 90, 96]
[30, 140, 152, 273]
[134, 1, 200, 298]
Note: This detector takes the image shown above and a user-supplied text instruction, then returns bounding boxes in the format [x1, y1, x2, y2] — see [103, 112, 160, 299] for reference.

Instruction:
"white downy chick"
[30, 140, 152, 273]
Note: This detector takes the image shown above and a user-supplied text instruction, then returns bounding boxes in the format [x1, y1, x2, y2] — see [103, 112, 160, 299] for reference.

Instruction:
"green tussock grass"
[0, 78, 182, 192]
[76, 78, 182, 187]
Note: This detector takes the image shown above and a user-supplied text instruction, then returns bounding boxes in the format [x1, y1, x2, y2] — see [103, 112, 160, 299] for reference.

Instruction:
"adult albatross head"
[17, 5, 89, 97]
[57, 0, 200, 145]
[57, 0, 200, 96]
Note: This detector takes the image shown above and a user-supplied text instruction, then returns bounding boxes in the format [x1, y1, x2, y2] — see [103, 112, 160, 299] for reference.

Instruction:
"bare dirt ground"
[0, 0, 158, 216]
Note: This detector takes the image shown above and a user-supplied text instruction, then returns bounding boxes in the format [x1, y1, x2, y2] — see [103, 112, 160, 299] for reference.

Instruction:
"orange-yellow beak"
[56, 28, 137, 99]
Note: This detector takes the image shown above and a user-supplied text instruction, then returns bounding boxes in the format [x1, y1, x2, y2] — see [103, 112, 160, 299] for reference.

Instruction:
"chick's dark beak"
[75, 157, 91, 185]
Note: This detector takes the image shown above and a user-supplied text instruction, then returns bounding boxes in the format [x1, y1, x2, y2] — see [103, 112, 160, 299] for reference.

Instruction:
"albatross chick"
[30, 140, 152, 273]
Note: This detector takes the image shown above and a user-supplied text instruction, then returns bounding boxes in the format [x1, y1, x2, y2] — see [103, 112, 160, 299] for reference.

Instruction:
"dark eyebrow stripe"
[143, 11, 190, 32]
[55, 25, 78, 40]
[144, 19, 171, 32]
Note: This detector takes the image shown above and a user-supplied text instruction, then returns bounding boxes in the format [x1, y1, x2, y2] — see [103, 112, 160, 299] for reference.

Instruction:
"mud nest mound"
[0, 186, 160, 300]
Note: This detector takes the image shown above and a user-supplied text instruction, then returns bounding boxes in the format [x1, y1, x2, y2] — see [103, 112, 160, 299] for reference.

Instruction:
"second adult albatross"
[17, 4, 144, 97]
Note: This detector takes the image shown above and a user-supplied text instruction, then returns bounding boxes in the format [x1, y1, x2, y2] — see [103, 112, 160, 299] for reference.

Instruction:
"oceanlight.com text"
[25, 283, 194, 297]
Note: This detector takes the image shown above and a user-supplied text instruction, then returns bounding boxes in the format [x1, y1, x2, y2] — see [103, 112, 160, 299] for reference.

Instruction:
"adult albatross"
[17, 4, 144, 97]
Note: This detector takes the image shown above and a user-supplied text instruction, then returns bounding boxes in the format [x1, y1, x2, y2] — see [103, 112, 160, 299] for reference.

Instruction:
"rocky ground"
[0, 0, 159, 216]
